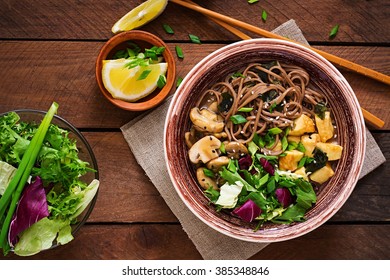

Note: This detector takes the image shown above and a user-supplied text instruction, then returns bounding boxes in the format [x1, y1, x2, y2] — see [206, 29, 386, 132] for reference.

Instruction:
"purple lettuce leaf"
[275, 187, 293, 208]
[238, 155, 253, 170]
[8, 176, 49, 247]
[259, 157, 275, 175]
[232, 199, 262, 222]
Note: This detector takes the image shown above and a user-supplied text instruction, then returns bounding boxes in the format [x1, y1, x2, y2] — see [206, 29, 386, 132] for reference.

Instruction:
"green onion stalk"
[0, 102, 58, 254]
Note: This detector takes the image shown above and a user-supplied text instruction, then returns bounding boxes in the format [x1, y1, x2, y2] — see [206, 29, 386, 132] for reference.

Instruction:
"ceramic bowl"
[164, 38, 366, 242]
[95, 30, 176, 111]
[0, 109, 99, 253]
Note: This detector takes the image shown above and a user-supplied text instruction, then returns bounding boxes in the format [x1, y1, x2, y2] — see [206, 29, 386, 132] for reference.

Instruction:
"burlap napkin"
[121, 20, 386, 259]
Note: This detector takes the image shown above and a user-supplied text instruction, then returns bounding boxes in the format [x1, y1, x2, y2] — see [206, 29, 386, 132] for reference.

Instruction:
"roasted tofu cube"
[279, 150, 304, 171]
[301, 134, 320, 157]
[316, 142, 343, 161]
[294, 166, 309, 181]
[309, 163, 334, 184]
[315, 111, 334, 142]
[289, 114, 316, 136]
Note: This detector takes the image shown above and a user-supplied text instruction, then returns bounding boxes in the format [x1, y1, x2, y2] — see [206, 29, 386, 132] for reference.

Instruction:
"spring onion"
[0, 102, 58, 253]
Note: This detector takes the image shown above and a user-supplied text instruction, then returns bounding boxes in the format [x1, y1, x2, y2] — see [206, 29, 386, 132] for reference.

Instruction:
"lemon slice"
[112, 0, 168, 33]
[102, 58, 168, 102]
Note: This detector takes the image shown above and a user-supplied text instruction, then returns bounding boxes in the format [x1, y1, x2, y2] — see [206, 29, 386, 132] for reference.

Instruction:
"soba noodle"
[195, 61, 328, 155]
[186, 61, 342, 226]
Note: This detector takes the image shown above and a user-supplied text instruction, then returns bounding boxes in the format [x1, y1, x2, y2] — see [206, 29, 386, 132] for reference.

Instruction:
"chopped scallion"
[163, 23, 174, 34]
[329, 24, 339, 39]
[262, 10, 268, 22]
[203, 168, 215, 178]
[175, 45, 184, 59]
[157, 75, 166, 89]
[230, 114, 247, 124]
[238, 107, 254, 113]
[268, 127, 283, 135]
[189, 34, 201, 44]
[137, 69, 152, 81]
[176, 76, 183, 87]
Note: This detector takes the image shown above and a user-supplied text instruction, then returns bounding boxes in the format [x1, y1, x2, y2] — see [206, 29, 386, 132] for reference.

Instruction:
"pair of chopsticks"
[171, 0, 387, 128]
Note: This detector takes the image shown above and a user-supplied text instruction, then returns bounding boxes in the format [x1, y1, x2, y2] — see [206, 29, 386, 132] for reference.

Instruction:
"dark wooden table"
[0, 0, 389, 260]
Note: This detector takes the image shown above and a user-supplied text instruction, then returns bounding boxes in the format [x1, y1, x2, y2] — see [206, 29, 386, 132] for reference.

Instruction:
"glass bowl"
[0, 109, 99, 253]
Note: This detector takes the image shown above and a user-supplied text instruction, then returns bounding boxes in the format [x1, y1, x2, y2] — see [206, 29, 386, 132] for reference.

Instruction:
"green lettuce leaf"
[0, 161, 16, 196]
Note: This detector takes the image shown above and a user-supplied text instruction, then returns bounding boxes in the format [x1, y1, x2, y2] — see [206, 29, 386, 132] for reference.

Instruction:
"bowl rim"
[95, 30, 176, 111]
[164, 38, 366, 242]
[0, 109, 99, 250]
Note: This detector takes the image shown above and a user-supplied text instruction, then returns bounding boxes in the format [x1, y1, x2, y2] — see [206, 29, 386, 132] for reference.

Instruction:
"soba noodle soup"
[186, 61, 343, 227]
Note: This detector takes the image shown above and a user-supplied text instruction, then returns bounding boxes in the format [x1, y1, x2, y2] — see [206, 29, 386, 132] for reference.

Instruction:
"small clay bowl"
[95, 30, 176, 111]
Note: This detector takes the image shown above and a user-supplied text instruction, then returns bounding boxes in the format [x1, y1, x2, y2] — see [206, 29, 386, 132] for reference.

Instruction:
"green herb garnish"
[281, 135, 288, 151]
[261, 10, 268, 22]
[163, 24, 174, 34]
[157, 75, 166, 89]
[203, 168, 215, 178]
[248, 0, 259, 4]
[296, 142, 306, 153]
[232, 72, 245, 78]
[176, 76, 183, 88]
[230, 114, 247, 124]
[329, 24, 339, 39]
[238, 107, 254, 113]
[268, 127, 283, 135]
[145, 46, 165, 61]
[175, 45, 184, 59]
[137, 69, 152, 81]
[189, 34, 201, 44]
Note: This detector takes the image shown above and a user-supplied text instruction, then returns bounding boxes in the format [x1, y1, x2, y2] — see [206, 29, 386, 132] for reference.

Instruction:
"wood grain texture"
[0, 0, 389, 43]
[0, 224, 388, 260]
[0, 0, 388, 261]
[0, 42, 389, 129]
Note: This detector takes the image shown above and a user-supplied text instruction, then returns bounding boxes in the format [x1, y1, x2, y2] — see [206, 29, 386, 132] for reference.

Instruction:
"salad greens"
[205, 137, 317, 228]
[0, 103, 99, 256]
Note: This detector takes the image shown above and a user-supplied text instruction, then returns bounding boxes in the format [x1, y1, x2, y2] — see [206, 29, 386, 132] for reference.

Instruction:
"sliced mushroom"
[208, 101, 219, 113]
[196, 168, 218, 190]
[225, 141, 249, 159]
[188, 135, 221, 164]
[185, 127, 197, 148]
[190, 107, 224, 133]
[212, 131, 228, 139]
[206, 156, 230, 172]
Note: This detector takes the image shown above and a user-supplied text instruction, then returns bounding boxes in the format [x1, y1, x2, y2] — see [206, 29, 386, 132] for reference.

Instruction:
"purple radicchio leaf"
[8, 176, 49, 247]
[275, 187, 293, 208]
[259, 157, 275, 175]
[238, 154, 252, 170]
[232, 199, 261, 222]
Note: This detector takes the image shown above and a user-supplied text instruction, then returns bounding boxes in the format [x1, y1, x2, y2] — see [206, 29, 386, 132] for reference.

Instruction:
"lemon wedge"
[112, 0, 168, 33]
[102, 58, 168, 102]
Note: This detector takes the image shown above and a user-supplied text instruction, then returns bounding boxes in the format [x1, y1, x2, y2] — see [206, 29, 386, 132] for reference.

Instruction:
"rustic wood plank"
[0, 0, 389, 43]
[1, 224, 388, 259]
[85, 132, 176, 223]
[84, 132, 389, 223]
[0, 42, 389, 129]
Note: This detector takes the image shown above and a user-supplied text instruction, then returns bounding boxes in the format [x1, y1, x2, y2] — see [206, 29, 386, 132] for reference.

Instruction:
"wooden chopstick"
[171, 0, 386, 128]
[171, 0, 390, 86]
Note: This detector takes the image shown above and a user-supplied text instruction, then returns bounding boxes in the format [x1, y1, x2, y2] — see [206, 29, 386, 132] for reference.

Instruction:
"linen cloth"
[121, 19, 386, 259]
